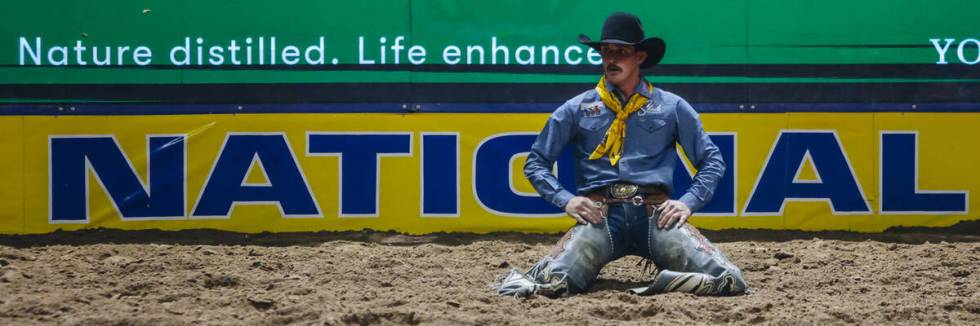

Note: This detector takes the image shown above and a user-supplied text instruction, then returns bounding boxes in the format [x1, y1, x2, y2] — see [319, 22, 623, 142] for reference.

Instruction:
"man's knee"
[496, 223, 615, 297]
[549, 223, 613, 292]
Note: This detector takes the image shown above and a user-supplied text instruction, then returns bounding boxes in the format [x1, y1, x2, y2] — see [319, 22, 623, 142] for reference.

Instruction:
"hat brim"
[579, 34, 666, 69]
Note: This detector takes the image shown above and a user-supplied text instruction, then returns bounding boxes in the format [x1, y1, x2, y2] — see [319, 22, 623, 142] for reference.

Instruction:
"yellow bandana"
[588, 76, 653, 165]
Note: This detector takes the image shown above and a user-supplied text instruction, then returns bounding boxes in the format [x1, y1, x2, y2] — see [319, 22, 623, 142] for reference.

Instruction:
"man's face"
[600, 44, 647, 86]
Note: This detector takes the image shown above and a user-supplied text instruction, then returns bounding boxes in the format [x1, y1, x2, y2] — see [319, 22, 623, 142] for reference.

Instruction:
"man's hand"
[656, 200, 691, 229]
[564, 196, 605, 224]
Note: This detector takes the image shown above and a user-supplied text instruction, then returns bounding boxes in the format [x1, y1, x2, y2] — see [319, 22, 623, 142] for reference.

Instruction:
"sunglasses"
[599, 45, 637, 59]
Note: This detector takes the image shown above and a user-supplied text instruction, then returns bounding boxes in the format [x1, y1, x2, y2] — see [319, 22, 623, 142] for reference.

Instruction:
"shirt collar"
[605, 76, 654, 103]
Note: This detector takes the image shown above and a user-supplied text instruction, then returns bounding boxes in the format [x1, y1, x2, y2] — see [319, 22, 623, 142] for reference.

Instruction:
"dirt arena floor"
[0, 225, 977, 325]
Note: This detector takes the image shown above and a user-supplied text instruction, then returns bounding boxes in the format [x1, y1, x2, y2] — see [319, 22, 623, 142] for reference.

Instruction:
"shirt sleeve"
[675, 98, 726, 212]
[524, 103, 576, 209]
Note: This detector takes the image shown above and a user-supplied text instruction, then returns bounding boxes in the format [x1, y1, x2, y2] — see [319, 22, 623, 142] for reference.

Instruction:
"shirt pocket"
[578, 115, 612, 133]
[633, 116, 673, 156]
[576, 115, 612, 150]
[637, 116, 667, 133]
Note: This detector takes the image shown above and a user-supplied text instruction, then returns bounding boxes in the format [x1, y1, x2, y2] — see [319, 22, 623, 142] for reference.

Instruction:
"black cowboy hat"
[579, 12, 666, 68]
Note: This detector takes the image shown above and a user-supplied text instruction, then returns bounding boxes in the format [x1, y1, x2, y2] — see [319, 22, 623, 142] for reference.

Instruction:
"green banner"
[2, 0, 978, 85]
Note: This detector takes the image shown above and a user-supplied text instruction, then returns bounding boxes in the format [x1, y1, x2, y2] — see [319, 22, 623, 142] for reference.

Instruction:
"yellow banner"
[0, 112, 976, 234]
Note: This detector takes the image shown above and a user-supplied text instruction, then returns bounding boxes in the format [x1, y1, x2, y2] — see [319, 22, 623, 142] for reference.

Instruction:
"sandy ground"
[0, 227, 977, 325]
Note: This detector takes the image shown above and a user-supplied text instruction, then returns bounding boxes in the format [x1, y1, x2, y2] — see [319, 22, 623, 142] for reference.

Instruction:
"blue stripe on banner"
[1, 102, 980, 115]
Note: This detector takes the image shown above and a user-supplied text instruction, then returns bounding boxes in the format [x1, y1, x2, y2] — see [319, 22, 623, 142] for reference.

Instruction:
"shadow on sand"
[0, 220, 976, 248]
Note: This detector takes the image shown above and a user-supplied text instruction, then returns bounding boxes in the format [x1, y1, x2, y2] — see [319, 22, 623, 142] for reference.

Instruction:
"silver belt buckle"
[609, 184, 639, 199]
[631, 195, 645, 206]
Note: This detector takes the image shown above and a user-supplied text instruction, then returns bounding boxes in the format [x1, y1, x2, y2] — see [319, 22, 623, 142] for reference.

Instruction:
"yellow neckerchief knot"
[588, 76, 654, 165]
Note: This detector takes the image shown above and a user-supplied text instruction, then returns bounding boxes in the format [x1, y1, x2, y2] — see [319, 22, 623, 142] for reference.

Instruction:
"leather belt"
[588, 183, 668, 206]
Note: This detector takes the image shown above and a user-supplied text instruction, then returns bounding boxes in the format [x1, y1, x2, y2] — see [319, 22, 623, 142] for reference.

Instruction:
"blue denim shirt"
[524, 79, 725, 212]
